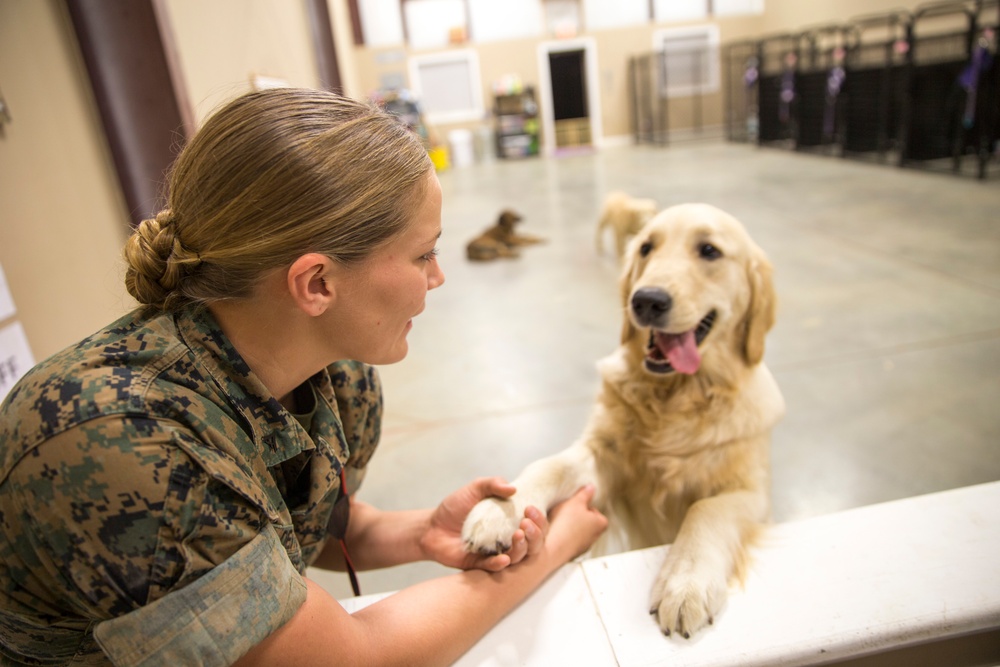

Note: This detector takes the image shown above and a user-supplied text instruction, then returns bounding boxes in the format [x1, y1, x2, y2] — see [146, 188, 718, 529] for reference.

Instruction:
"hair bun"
[155, 209, 176, 227]
[123, 211, 200, 310]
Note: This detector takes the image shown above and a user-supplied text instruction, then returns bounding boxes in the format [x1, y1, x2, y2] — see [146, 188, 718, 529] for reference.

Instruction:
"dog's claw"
[466, 540, 500, 557]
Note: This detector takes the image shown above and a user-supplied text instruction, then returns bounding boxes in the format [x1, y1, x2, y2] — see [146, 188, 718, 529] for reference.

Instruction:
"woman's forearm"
[242, 486, 607, 666]
[350, 549, 567, 664]
[238, 535, 573, 667]
[313, 500, 431, 571]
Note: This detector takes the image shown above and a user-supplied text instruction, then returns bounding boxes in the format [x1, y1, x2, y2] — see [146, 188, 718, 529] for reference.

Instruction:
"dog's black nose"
[631, 288, 672, 325]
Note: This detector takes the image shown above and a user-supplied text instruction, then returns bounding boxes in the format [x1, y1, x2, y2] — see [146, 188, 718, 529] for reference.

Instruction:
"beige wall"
[0, 0, 935, 364]
[0, 0, 334, 363]
[0, 0, 134, 362]
[757, 0, 924, 34]
[164, 0, 320, 123]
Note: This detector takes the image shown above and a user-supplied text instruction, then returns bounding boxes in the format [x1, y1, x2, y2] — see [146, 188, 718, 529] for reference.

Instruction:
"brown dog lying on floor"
[463, 203, 785, 638]
[596, 191, 658, 259]
[466, 210, 545, 261]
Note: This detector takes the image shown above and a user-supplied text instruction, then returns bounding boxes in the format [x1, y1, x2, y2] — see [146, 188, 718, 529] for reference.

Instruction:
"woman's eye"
[639, 241, 653, 257]
[699, 243, 722, 260]
[421, 248, 440, 262]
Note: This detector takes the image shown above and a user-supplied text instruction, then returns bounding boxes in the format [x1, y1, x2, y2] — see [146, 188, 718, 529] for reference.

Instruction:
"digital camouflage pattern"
[0, 306, 382, 666]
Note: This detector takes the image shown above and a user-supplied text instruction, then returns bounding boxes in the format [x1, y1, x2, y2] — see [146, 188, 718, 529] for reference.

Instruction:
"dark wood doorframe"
[64, 0, 188, 226]
[306, 0, 343, 93]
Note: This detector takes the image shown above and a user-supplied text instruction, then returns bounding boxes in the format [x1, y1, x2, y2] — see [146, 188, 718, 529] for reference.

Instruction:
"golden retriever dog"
[463, 203, 785, 638]
[596, 191, 658, 259]
[466, 209, 546, 261]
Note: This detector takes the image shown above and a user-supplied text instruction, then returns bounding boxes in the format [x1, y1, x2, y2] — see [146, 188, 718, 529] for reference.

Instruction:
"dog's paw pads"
[650, 560, 727, 638]
[461, 497, 521, 555]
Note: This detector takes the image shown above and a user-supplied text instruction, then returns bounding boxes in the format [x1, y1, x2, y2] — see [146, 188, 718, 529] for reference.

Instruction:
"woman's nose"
[429, 261, 445, 290]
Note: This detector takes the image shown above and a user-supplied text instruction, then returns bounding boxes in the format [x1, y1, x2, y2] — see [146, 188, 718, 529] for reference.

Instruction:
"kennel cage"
[723, 39, 761, 143]
[629, 47, 716, 146]
[899, 0, 980, 174]
[840, 10, 913, 161]
[630, 52, 667, 145]
[720, 1, 997, 180]
[793, 25, 852, 153]
[756, 33, 800, 146]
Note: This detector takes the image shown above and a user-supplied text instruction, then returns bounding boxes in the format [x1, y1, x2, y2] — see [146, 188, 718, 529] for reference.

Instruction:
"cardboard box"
[555, 118, 591, 147]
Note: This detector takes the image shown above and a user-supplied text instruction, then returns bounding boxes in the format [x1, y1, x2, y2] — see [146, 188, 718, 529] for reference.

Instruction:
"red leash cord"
[328, 466, 361, 597]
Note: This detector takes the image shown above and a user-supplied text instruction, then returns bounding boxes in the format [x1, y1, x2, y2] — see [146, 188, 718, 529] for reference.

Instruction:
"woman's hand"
[420, 477, 549, 572]
[544, 485, 608, 563]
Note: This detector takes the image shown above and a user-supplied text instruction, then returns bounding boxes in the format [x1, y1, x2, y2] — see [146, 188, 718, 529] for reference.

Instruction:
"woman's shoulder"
[5, 309, 190, 406]
[0, 309, 226, 471]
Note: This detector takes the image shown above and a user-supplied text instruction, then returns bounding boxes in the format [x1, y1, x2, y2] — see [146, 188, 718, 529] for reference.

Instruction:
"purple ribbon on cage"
[824, 66, 846, 138]
[779, 69, 795, 123]
[959, 29, 995, 128]
[744, 60, 759, 88]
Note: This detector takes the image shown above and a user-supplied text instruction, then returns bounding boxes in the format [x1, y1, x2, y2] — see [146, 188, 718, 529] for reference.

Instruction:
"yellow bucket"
[428, 146, 450, 171]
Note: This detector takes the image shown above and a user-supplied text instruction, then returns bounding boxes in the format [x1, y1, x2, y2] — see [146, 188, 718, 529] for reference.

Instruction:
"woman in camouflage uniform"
[0, 88, 607, 666]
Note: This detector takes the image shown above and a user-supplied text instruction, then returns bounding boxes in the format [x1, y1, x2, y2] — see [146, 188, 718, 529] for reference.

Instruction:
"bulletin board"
[0, 263, 35, 403]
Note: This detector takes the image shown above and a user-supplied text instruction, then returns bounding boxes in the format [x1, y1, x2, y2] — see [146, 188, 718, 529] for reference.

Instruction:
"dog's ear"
[619, 243, 640, 345]
[741, 249, 776, 366]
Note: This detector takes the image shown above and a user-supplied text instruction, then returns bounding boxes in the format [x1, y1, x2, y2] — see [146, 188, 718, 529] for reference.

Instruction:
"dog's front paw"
[462, 497, 523, 555]
[649, 552, 728, 639]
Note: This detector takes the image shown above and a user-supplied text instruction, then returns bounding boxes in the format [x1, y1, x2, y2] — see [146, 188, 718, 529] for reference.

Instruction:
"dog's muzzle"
[631, 287, 673, 328]
[643, 310, 717, 376]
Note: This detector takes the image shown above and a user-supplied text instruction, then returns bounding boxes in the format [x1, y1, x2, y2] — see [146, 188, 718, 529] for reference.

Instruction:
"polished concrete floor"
[311, 141, 1000, 600]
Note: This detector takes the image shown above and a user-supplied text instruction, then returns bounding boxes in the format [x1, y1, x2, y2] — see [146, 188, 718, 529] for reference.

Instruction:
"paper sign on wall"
[0, 262, 15, 322]
[0, 321, 35, 403]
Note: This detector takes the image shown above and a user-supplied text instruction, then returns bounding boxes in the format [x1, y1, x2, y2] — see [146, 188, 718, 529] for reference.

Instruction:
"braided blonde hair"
[123, 87, 432, 313]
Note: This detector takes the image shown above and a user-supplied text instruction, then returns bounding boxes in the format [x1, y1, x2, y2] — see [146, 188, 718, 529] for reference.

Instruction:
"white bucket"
[448, 129, 475, 168]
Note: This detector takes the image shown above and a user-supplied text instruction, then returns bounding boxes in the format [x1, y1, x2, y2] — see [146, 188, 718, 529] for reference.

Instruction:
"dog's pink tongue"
[658, 330, 701, 374]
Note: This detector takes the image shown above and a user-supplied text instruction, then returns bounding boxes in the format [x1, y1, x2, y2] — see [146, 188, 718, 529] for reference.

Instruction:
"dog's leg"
[509, 233, 546, 246]
[462, 442, 598, 555]
[498, 244, 521, 258]
[649, 489, 767, 638]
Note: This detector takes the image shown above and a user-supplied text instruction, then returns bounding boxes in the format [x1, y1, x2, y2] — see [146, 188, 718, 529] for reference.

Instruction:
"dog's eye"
[699, 243, 722, 260]
[639, 241, 654, 257]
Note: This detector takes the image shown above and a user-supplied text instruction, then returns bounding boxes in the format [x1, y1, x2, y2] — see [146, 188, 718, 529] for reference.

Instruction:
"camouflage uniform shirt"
[0, 306, 382, 666]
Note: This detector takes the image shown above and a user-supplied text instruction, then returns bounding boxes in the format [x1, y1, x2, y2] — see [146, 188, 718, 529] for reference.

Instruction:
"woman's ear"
[287, 253, 334, 317]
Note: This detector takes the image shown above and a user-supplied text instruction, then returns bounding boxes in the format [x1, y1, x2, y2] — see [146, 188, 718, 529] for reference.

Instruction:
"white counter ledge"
[329, 481, 1000, 666]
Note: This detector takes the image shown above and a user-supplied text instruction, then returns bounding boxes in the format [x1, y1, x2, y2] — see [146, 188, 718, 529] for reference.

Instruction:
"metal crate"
[899, 1, 978, 172]
[756, 33, 800, 146]
[841, 11, 912, 160]
[794, 25, 852, 152]
[723, 40, 761, 143]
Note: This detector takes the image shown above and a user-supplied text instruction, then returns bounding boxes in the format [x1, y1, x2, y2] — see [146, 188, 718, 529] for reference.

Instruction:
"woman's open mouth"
[644, 310, 716, 375]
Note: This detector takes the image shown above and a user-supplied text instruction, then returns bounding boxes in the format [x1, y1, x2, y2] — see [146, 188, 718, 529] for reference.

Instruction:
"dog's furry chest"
[598, 409, 731, 494]
[585, 356, 780, 547]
